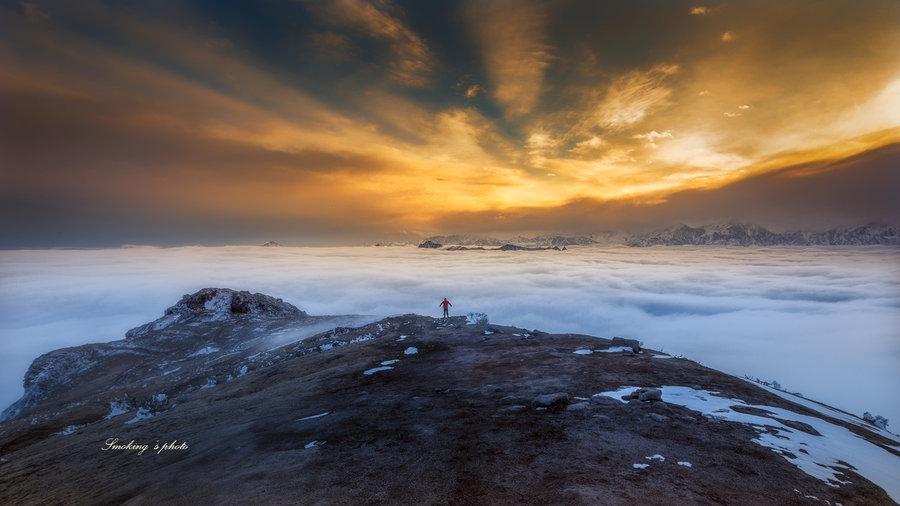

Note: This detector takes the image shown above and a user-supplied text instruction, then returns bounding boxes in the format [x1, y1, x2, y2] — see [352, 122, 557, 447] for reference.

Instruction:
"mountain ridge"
[1, 288, 898, 504]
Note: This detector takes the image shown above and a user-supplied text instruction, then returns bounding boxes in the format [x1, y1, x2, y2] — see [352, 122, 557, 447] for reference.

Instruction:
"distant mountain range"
[409, 224, 899, 249]
[625, 223, 900, 247]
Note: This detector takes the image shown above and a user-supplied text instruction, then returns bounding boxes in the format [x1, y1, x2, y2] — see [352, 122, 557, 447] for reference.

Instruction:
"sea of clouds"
[1, 245, 898, 424]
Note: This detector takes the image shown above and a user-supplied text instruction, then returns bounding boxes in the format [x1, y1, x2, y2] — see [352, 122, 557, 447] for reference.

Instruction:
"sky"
[1, 0, 899, 246]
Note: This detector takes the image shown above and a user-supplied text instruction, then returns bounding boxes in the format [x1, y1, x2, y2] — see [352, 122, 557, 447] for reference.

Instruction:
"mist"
[1, 245, 898, 424]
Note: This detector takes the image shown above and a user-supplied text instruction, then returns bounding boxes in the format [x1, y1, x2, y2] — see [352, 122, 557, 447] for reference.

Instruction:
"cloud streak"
[307, 0, 434, 86]
[467, 0, 554, 117]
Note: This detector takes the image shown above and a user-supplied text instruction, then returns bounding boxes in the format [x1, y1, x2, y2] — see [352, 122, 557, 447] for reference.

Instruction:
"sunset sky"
[1, 0, 899, 246]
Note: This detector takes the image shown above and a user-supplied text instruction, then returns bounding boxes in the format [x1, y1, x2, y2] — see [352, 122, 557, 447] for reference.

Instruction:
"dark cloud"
[0, 88, 388, 180]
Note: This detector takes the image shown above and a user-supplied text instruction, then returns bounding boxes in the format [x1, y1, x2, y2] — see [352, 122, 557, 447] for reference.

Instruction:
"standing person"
[439, 297, 452, 318]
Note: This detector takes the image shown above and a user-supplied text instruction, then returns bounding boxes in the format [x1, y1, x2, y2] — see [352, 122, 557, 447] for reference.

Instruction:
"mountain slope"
[0, 289, 897, 504]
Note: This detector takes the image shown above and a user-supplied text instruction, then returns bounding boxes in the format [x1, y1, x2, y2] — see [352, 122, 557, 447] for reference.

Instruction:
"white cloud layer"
[1, 246, 898, 424]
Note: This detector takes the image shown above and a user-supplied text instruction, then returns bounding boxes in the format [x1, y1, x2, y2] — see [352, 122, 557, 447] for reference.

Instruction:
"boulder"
[566, 402, 590, 412]
[622, 387, 662, 402]
[418, 240, 443, 249]
[533, 392, 570, 408]
[590, 395, 622, 407]
[610, 337, 641, 353]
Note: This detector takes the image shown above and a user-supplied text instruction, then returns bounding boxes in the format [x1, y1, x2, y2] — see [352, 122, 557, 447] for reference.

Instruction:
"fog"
[1, 246, 898, 424]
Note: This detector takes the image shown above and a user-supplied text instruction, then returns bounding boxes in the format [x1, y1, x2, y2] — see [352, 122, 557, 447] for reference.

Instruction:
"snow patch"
[189, 346, 220, 357]
[595, 346, 633, 353]
[573, 349, 593, 355]
[596, 385, 900, 501]
[381, 359, 400, 366]
[364, 366, 393, 376]
[404, 347, 418, 355]
[349, 333, 374, 344]
[237, 365, 248, 376]
[152, 393, 167, 403]
[200, 378, 217, 389]
[645, 454, 665, 461]
[202, 291, 233, 320]
[748, 380, 899, 442]
[677, 461, 693, 468]
[632, 463, 649, 469]
[58, 425, 79, 436]
[124, 407, 153, 425]
[105, 400, 130, 419]
[297, 411, 331, 421]
[304, 440, 323, 449]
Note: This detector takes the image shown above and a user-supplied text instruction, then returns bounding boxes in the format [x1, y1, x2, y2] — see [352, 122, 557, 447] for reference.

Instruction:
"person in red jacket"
[439, 297, 452, 318]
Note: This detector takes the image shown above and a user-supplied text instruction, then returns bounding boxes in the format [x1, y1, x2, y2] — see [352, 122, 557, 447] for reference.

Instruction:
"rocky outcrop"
[417, 240, 443, 249]
[260, 241, 281, 247]
[497, 244, 565, 251]
[610, 336, 642, 353]
[423, 234, 594, 249]
[0, 288, 350, 423]
[125, 288, 305, 338]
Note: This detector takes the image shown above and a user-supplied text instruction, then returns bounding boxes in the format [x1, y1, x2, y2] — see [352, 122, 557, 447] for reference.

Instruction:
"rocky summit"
[1, 289, 898, 504]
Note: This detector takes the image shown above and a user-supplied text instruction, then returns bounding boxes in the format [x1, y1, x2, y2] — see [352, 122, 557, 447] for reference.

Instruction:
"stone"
[610, 336, 641, 353]
[622, 388, 662, 402]
[590, 395, 622, 407]
[647, 413, 670, 423]
[639, 389, 662, 401]
[497, 405, 527, 414]
[533, 392, 570, 408]
[566, 402, 590, 412]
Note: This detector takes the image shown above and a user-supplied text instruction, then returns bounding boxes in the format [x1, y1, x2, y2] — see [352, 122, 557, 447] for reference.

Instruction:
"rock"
[594, 415, 611, 423]
[863, 412, 889, 429]
[127, 288, 305, 338]
[417, 240, 443, 249]
[591, 395, 622, 407]
[466, 312, 489, 326]
[497, 405, 527, 414]
[610, 336, 641, 353]
[260, 241, 281, 247]
[533, 392, 570, 408]
[566, 402, 590, 412]
[639, 389, 662, 402]
[647, 413, 670, 423]
[622, 388, 662, 402]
